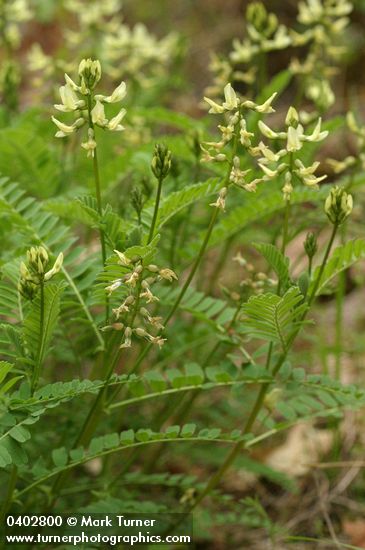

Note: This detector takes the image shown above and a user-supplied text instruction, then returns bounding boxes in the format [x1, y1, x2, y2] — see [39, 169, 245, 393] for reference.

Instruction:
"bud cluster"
[324, 186, 353, 226]
[104, 250, 178, 350]
[18, 246, 64, 300]
[52, 59, 127, 157]
[254, 106, 328, 199]
[151, 144, 172, 180]
[304, 232, 318, 260]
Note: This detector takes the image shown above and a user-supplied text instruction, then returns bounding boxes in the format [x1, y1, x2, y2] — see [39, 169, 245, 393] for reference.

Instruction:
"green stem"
[307, 224, 338, 307]
[92, 150, 106, 265]
[136, 300, 244, 474]
[281, 198, 290, 255]
[49, 345, 120, 503]
[131, 128, 241, 375]
[31, 279, 45, 394]
[207, 234, 235, 295]
[86, 94, 108, 321]
[265, 197, 291, 374]
[148, 176, 163, 244]
[183, 221, 340, 515]
[335, 225, 346, 380]
[0, 465, 18, 522]
[49, 274, 144, 504]
[164, 206, 220, 325]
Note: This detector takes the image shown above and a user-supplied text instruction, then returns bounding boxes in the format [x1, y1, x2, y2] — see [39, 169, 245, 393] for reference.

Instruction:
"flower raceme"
[254, 106, 328, 199]
[104, 251, 178, 350]
[202, 83, 277, 201]
[52, 58, 127, 157]
[204, 83, 276, 115]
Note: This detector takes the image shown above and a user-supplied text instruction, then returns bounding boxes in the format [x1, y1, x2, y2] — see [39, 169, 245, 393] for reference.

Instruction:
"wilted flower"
[158, 268, 178, 282]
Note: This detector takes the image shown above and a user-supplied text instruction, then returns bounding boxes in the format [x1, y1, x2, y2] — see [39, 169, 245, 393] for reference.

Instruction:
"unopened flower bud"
[151, 144, 172, 180]
[304, 232, 318, 260]
[135, 327, 148, 337]
[27, 246, 49, 276]
[285, 106, 299, 127]
[324, 186, 353, 225]
[78, 58, 101, 92]
[147, 264, 159, 273]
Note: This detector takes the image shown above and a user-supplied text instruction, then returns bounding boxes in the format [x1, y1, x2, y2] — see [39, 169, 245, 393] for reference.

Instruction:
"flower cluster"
[254, 106, 328, 199]
[101, 23, 179, 87]
[0, 0, 32, 51]
[290, 0, 353, 112]
[28, 2, 179, 97]
[202, 83, 277, 204]
[327, 112, 365, 175]
[52, 59, 127, 157]
[231, 2, 291, 64]
[206, 0, 352, 116]
[18, 246, 63, 300]
[104, 251, 178, 349]
[206, 2, 291, 99]
[64, 0, 121, 37]
[0, 0, 32, 111]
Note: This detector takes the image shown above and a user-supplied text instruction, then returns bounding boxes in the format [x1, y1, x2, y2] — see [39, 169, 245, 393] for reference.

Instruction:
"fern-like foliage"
[253, 242, 290, 292]
[188, 186, 329, 261]
[141, 177, 221, 233]
[0, 126, 61, 198]
[310, 238, 365, 296]
[0, 176, 104, 350]
[255, 369, 365, 436]
[240, 287, 307, 351]
[158, 285, 236, 328]
[45, 195, 134, 250]
[22, 283, 65, 368]
[0, 361, 22, 396]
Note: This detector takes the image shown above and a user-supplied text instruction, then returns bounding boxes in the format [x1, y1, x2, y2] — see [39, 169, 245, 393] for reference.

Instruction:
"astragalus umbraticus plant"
[1, 1, 365, 548]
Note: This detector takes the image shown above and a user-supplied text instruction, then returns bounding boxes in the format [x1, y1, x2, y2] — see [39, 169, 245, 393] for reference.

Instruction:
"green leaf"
[184, 363, 204, 385]
[165, 425, 180, 438]
[8, 425, 31, 443]
[23, 283, 65, 366]
[144, 371, 167, 393]
[52, 447, 68, 468]
[180, 424, 196, 438]
[142, 177, 220, 231]
[192, 186, 329, 260]
[0, 444, 12, 467]
[241, 287, 307, 350]
[253, 242, 290, 291]
[310, 239, 365, 296]
[0, 361, 13, 384]
[120, 430, 135, 445]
